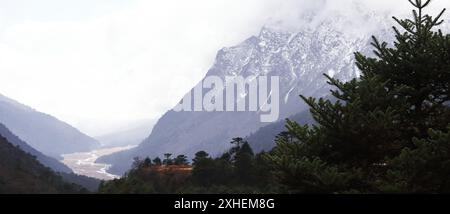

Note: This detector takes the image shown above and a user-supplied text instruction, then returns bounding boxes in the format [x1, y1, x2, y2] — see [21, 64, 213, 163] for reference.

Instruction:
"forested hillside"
[0, 135, 89, 193]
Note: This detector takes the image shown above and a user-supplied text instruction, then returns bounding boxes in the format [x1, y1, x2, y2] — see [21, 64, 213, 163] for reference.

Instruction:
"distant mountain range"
[95, 119, 155, 148]
[0, 94, 100, 158]
[99, 9, 394, 175]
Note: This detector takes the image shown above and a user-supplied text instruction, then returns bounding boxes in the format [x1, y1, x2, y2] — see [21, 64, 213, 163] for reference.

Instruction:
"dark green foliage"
[192, 151, 209, 165]
[355, 0, 450, 138]
[99, 141, 277, 193]
[153, 157, 162, 165]
[266, 0, 450, 193]
[379, 126, 450, 193]
[233, 142, 256, 185]
[59, 172, 101, 192]
[189, 139, 276, 192]
[0, 135, 89, 194]
[99, 170, 188, 194]
[143, 157, 152, 167]
[174, 155, 189, 165]
[191, 151, 216, 186]
[163, 153, 173, 165]
[98, 156, 191, 194]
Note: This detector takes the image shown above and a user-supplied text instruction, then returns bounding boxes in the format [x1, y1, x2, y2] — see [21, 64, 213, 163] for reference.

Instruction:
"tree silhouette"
[143, 157, 152, 167]
[152, 157, 162, 166]
[163, 153, 173, 165]
[174, 155, 189, 165]
[192, 151, 210, 166]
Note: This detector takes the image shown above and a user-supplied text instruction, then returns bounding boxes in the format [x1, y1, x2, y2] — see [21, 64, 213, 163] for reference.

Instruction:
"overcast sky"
[0, 0, 448, 136]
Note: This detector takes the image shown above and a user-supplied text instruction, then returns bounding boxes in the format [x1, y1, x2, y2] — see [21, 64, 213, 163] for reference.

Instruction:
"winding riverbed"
[61, 145, 136, 180]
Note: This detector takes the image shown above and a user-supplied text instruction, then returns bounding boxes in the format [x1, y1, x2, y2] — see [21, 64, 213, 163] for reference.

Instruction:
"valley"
[61, 145, 136, 180]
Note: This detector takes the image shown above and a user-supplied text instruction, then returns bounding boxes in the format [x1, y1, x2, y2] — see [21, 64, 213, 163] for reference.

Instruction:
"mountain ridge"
[0, 93, 100, 158]
[0, 134, 88, 193]
[0, 123, 72, 173]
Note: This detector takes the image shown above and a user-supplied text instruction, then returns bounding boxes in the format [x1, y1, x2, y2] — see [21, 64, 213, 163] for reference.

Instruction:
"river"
[61, 145, 136, 180]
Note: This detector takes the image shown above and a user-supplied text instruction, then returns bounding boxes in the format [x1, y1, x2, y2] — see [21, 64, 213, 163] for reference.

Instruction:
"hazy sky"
[0, 0, 448, 136]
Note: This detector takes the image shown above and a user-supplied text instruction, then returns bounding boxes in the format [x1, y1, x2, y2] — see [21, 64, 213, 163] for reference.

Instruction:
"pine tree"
[191, 151, 216, 186]
[234, 142, 256, 185]
[152, 157, 162, 166]
[163, 153, 173, 165]
[355, 0, 450, 137]
[192, 151, 210, 165]
[174, 155, 189, 165]
[266, 0, 450, 193]
[143, 157, 152, 167]
[380, 125, 450, 193]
